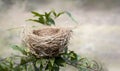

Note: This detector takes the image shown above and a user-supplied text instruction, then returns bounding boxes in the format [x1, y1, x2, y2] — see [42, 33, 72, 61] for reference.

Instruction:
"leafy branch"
[0, 45, 103, 71]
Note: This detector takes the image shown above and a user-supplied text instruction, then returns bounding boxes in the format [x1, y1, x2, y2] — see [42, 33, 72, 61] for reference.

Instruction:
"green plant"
[0, 10, 103, 71]
[0, 45, 103, 71]
[28, 10, 78, 26]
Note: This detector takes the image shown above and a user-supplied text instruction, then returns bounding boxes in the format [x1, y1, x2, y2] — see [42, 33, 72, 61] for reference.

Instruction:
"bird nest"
[23, 27, 72, 58]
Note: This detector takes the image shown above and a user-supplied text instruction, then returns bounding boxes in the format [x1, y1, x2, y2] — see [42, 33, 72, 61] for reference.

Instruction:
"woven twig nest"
[23, 27, 72, 57]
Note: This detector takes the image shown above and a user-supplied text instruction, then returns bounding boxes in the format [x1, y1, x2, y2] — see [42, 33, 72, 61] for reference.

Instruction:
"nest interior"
[24, 27, 72, 58]
[33, 27, 60, 37]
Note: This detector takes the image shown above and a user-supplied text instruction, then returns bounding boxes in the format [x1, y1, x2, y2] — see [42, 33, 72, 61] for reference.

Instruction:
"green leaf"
[50, 58, 55, 66]
[36, 59, 41, 67]
[65, 11, 78, 24]
[7, 58, 14, 69]
[41, 58, 47, 66]
[20, 57, 33, 65]
[28, 17, 45, 25]
[28, 19, 40, 23]
[32, 61, 39, 71]
[65, 11, 71, 17]
[48, 62, 52, 71]
[69, 51, 77, 61]
[79, 67, 89, 71]
[47, 17, 55, 25]
[45, 12, 51, 19]
[52, 10, 57, 17]
[53, 66, 59, 71]
[31, 11, 44, 17]
[38, 16, 45, 24]
[39, 63, 43, 71]
[79, 58, 85, 62]
[56, 12, 64, 17]
[27, 63, 34, 71]
[11, 45, 27, 55]
[52, 63, 59, 71]
[0, 58, 15, 71]
[55, 57, 66, 67]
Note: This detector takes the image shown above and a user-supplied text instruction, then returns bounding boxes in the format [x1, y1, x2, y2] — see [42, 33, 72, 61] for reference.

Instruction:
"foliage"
[0, 45, 103, 71]
[28, 10, 78, 26]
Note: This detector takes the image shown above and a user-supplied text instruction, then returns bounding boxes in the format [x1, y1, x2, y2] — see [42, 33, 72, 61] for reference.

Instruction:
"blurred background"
[0, 0, 120, 71]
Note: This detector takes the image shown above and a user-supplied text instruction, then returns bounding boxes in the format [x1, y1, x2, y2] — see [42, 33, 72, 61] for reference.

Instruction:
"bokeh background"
[0, 0, 120, 71]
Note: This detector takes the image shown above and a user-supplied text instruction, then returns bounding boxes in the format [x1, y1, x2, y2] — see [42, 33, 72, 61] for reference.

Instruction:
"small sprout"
[28, 10, 65, 26]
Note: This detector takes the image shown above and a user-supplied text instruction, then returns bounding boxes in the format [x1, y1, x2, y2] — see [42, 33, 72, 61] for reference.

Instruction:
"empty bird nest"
[23, 27, 72, 58]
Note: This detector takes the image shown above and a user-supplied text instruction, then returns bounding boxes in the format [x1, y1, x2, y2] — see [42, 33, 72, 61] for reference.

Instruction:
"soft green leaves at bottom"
[20, 57, 33, 65]
[50, 58, 55, 66]
[1, 44, 103, 71]
[68, 51, 78, 61]
[55, 57, 66, 67]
